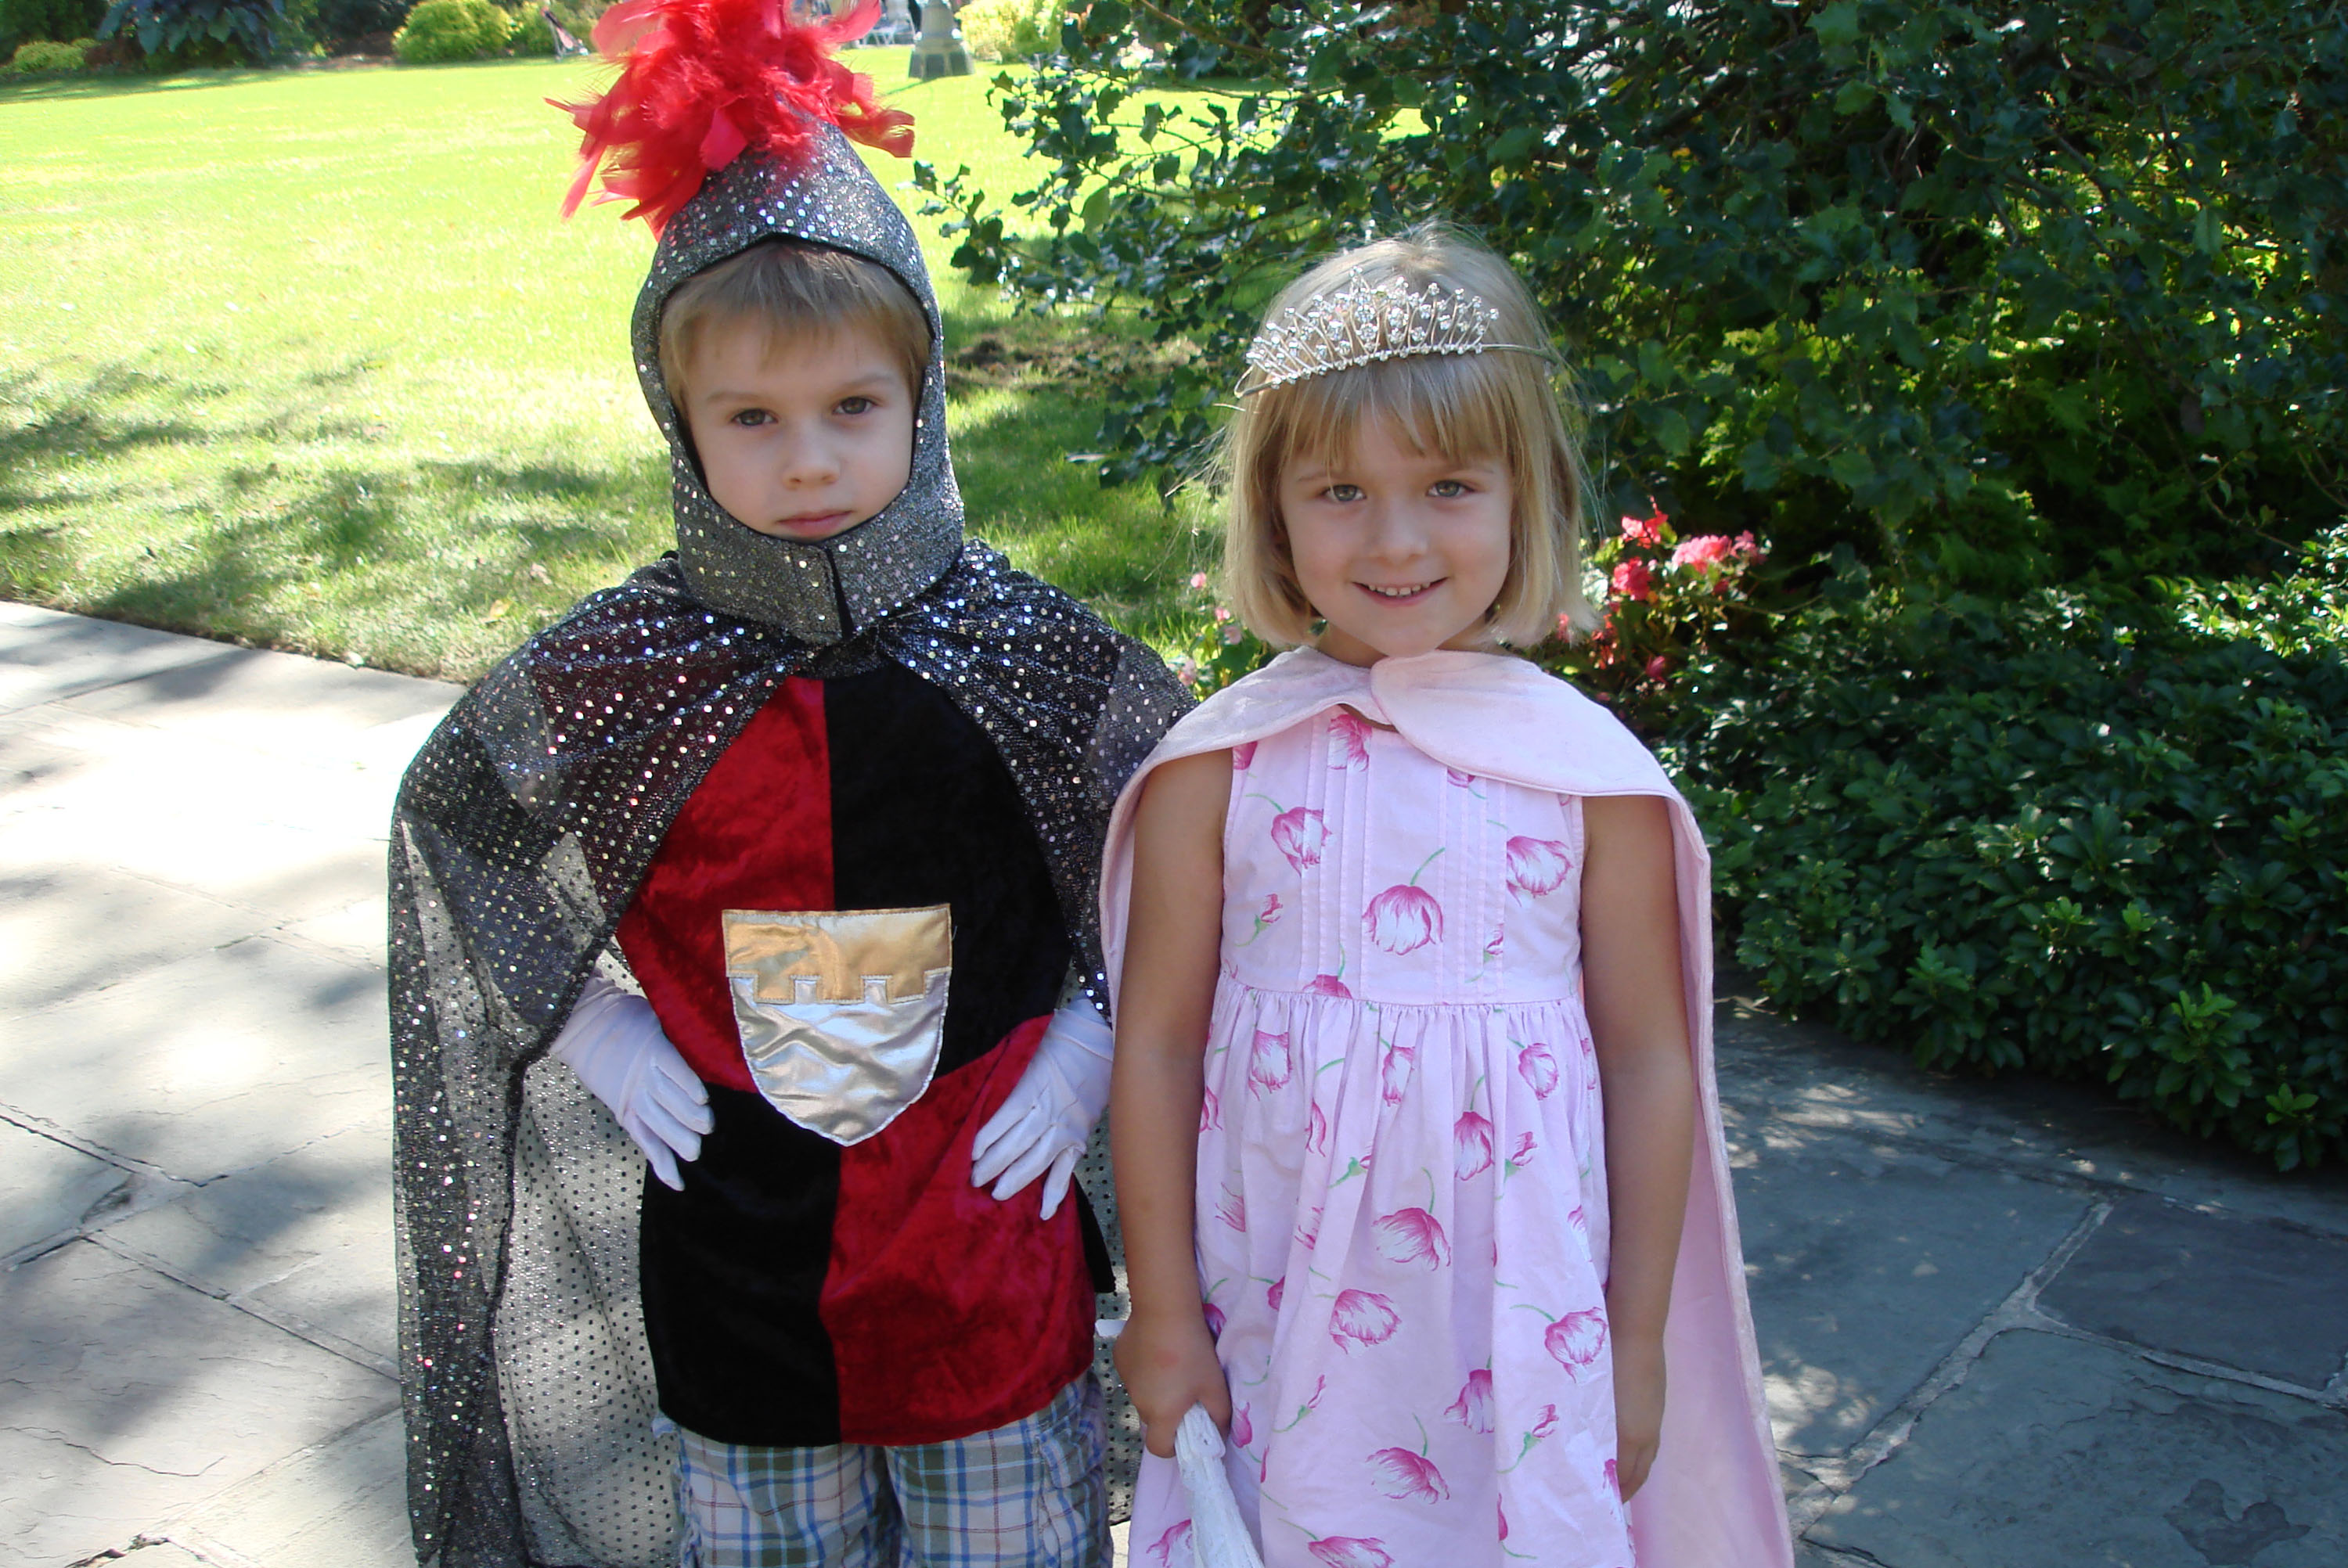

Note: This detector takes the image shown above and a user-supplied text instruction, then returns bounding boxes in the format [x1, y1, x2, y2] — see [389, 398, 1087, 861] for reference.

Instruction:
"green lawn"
[0, 52, 1215, 680]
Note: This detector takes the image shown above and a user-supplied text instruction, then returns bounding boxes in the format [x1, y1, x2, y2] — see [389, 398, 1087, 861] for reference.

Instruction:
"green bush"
[959, 0, 1052, 62]
[1666, 530, 2348, 1170]
[1, 0, 103, 49]
[99, 0, 287, 61]
[929, 0, 2348, 592]
[503, 3, 549, 52]
[5, 31, 87, 64]
[391, 0, 502, 60]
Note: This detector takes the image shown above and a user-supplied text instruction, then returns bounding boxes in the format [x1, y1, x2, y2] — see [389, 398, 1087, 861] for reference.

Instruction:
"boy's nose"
[778, 430, 838, 487]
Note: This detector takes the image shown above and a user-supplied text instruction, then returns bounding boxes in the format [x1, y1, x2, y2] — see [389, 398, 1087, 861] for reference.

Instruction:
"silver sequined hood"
[632, 128, 960, 643]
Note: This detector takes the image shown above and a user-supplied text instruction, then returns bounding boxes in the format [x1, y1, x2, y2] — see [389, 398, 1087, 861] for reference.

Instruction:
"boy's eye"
[729, 408, 772, 427]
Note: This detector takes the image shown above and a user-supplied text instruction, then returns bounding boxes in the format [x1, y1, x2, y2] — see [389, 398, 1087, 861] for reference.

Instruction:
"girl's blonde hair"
[1219, 227, 1594, 649]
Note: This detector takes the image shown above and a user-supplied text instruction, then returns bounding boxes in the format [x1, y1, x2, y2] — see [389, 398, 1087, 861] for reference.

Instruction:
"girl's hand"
[1115, 1309, 1231, 1458]
[1611, 1334, 1667, 1501]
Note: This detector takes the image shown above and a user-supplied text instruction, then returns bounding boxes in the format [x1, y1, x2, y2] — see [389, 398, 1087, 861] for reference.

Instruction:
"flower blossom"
[1527, 1404, 1559, 1441]
[1510, 1130, 1538, 1167]
[1446, 1369, 1496, 1433]
[1232, 1404, 1254, 1448]
[1518, 1042, 1559, 1099]
[1305, 973, 1352, 998]
[1328, 710, 1373, 770]
[1232, 740, 1257, 771]
[1670, 533, 1738, 571]
[1621, 509, 1666, 548]
[1307, 1101, 1328, 1153]
[1267, 1276, 1285, 1312]
[1504, 836, 1573, 902]
[1380, 1043, 1416, 1106]
[1148, 1521, 1194, 1567]
[1545, 1307, 1609, 1374]
[1454, 1112, 1496, 1181]
[1646, 655, 1671, 682]
[1308, 1539, 1393, 1568]
[1190, 572, 1211, 590]
[1363, 884, 1443, 955]
[1215, 1186, 1247, 1232]
[1271, 806, 1330, 870]
[1367, 1448, 1451, 1504]
[1329, 1289, 1402, 1350]
[1203, 1300, 1226, 1337]
[1371, 1207, 1451, 1269]
[1610, 559, 1654, 602]
[1199, 1085, 1220, 1131]
[1248, 1029, 1292, 1092]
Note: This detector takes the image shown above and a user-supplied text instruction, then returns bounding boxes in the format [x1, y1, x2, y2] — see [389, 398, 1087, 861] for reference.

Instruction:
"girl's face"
[1277, 415, 1514, 667]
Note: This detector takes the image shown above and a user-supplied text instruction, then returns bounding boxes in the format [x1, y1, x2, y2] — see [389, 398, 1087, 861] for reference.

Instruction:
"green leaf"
[1811, 1, 1861, 50]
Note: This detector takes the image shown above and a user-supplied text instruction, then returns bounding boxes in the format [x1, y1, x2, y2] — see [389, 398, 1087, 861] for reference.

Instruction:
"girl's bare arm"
[1110, 747, 1235, 1457]
[1579, 792, 1698, 1501]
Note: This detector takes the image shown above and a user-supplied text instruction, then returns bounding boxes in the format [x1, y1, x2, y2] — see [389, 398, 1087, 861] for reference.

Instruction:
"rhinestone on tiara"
[1236, 272, 1549, 395]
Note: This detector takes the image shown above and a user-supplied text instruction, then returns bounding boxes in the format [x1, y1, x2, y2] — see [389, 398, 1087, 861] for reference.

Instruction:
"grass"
[0, 51, 1218, 680]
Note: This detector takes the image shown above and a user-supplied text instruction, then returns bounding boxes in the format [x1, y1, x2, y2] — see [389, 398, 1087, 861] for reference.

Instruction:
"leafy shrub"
[503, 3, 549, 52]
[99, 0, 286, 60]
[958, 0, 1051, 62]
[0, 0, 103, 49]
[927, 0, 2348, 592]
[1666, 533, 2348, 1170]
[1540, 508, 1773, 736]
[391, 0, 502, 60]
[5, 31, 87, 64]
[313, 0, 402, 44]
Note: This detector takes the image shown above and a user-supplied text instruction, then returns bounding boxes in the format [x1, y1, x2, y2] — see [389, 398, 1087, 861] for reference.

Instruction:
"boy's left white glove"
[970, 994, 1113, 1220]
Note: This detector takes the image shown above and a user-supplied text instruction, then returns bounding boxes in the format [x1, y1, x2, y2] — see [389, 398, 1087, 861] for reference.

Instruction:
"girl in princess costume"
[1104, 231, 1793, 1567]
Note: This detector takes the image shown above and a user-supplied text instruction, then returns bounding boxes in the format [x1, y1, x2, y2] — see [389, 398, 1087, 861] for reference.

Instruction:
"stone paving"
[4, 598, 2345, 1568]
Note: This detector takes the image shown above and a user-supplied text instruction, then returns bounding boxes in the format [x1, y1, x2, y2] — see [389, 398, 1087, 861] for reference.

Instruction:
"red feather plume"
[553, 0, 915, 236]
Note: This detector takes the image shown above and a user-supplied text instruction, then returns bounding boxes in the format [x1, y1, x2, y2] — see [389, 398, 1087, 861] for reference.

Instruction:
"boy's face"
[680, 321, 917, 542]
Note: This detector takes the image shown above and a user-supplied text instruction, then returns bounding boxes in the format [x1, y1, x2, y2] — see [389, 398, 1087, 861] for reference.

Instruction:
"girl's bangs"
[1275, 350, 1520, 473]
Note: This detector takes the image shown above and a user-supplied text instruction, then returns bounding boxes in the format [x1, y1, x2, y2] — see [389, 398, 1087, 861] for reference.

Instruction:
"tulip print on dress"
[1367, 1448, 1451, 1504]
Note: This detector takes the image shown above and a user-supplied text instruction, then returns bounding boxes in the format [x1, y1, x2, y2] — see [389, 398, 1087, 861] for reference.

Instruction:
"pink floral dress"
[1127, 706, 1635, 1568]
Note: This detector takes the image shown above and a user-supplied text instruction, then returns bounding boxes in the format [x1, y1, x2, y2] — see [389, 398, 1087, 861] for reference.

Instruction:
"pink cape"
[1102, 647, 1792, 1567]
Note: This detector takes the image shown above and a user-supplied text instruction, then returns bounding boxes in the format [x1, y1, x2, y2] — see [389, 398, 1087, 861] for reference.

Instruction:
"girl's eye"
[1324, 483, 1363, 503]
[837, 395, 876, 415]
[1431, 479, 1470, 498]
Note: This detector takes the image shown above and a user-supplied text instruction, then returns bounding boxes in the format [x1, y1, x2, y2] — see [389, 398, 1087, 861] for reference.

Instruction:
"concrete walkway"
[4, 599, 2345, 1568]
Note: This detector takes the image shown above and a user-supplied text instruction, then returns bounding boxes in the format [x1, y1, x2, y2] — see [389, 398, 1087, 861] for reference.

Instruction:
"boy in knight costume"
[386, 2, 1187, 1562]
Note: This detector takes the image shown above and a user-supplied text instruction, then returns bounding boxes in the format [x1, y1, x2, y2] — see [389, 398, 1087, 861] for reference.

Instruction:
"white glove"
[970, 994, 1113, 1220]
[549, 974, 715, 1192]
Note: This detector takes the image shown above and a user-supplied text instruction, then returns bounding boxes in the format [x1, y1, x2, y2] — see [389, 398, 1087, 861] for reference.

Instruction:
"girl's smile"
[1277, 417, 1515, 667]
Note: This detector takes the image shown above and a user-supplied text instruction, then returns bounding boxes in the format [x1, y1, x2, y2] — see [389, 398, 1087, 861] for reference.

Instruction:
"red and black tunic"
[614, 663, 1105, 1448]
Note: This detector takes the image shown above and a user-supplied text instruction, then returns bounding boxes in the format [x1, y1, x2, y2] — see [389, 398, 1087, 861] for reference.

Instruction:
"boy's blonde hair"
[658, 240, 931, 408]
[1219, 228, 1594, 649]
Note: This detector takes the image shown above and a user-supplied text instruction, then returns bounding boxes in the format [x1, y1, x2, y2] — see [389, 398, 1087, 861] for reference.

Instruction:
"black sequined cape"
[388, 545, 1186, 1567]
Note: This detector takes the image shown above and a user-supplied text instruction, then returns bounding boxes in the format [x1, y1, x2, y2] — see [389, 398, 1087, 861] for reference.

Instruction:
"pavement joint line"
[2009, 1300, 2348, 1410]
[1783, 1196, 2114, 1537]
[85, 1228, 401, 1381]
[153, 1403, 409, 1568]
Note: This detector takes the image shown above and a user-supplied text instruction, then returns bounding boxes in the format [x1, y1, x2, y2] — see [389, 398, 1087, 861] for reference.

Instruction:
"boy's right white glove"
[549, 974, 714, 1192]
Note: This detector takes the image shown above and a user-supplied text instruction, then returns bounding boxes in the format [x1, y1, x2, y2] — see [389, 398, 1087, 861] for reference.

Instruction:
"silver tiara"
[1236, 272, 1549, 395]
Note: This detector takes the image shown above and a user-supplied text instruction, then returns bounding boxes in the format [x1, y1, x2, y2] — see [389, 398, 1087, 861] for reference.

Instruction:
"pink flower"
[1271, 806, 1330, 870]
[1148, 1520, 1194, 1567]
[1232, 739, 1258, 771]
[1499, 1498, 1509, 1541]
[1328, 710, 1373, 770]
[1232, 1404, 1254, 1448]
[1518, 1042, 1559, 1099]
[1504, 836, 1573, 901]
[1215, 1186, 1247, 1231]
[1371, 1207, 1451, 1268]
[1620, 509, 1665, 548]
[1190, 572, 1211, 590]
[1199, 1085, 1221, 1131]
[1267, 1276, 1285, 1312]
[1203, 1302, 1226, 1338]
[1305, 973, 1352, 998]
[1646, 654, 1671, 682]
[1248, 1029, 1292, 1091]
[1484, 924, 1504, 959]
[1329, 1289, 1401, 1350]
[1256, 891, 1285, 927]
[1670, 533, 1737, 571]
[1367, 1448, 1450, 1504]
[1610, 558, 1654, 602]
[1510, 1130, 1537, 1167]
[1307, 1100, 1328, 1153]
[1296, 1206, 1323, 1249]
[1363, 884, 1443, 955]
[1605, 1457, 1621, 1496]
[1308, 1540, 1393, 1568]
[1215, 606, 1232, 622]
[1566, 1203, 1587, 1239]
[1528, 1404, 1558, 1440]
[1734, 530, 1764, 563]
[1446, 1369, 1495, 1433]
[1446, 767, 1477, 788]
[1545, 1307, 1609, 1374]
[1380, 1043, 1415, 1106]
[1454, 1112, 1495, 1180]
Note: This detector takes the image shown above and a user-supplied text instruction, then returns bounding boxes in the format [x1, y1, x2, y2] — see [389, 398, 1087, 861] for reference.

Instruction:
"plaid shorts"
[673, 1375, 1109, 1568]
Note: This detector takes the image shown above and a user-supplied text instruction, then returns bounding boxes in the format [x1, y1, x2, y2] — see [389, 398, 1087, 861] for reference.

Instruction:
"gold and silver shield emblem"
[721, 905, 953, 1146]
